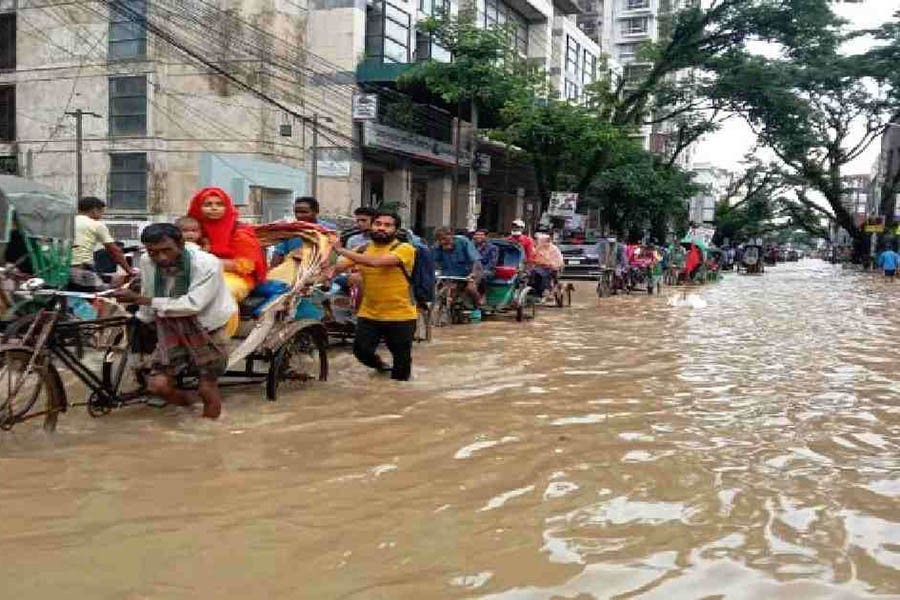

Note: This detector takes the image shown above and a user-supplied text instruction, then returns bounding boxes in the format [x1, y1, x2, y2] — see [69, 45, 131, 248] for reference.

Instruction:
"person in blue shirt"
[432, 227, 483, 307]
[344, 206, 377, 250]
[877, 245, 900, 277]
[270, 196, 338, 268]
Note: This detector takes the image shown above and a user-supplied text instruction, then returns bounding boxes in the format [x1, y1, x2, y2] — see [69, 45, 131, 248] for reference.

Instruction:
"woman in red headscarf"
[188, 187, 266, 305]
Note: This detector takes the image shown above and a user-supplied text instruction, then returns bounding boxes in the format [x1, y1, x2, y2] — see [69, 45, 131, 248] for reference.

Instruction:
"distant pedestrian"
[332, 211, 418, 381]
[877, 246, 900, 278]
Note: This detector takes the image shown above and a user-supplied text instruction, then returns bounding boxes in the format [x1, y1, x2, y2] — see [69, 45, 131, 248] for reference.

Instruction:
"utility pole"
[65, 109, 101, 200]
[310, 112, 318, 198]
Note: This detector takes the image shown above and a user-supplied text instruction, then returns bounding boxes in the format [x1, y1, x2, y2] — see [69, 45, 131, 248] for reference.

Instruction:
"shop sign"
[363, 122, 469, 167]
[317, 147, 351, 178]
[548, 191, 578, 218]
[352, 93, 379, 121]
[864, 215, 885, 233]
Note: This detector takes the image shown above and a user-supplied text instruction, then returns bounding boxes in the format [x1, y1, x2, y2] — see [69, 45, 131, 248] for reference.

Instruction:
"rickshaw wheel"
[0, 348, 65, 433]
[566, 284, 574, 306]
[266, 327, 328, 401]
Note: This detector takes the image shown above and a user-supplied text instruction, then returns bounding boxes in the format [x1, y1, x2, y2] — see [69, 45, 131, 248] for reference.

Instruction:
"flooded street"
[2, 259, 900, 599]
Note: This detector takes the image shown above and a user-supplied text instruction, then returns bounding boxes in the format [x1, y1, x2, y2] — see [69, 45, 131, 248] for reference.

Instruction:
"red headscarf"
[188, 187, 267, 284]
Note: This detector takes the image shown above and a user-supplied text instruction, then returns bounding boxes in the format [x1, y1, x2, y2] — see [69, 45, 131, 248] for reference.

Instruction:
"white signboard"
[352, 93, 379, 121]
[363, 121, 470, 167]
[548, 192, 578, 218]
[317, 147, 351, 178]
[689, 225, 716, 245]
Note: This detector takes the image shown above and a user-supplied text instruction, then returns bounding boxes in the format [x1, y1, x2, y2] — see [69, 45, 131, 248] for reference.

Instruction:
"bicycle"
[0, 290, 142, 432]
[431, 276, 471, 327]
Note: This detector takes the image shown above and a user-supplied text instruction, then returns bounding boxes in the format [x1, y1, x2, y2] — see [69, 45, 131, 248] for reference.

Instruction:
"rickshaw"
[481, 239, 535, 322]
[741, 244, 764, 274]
[627, 244, 663, 295]
[706, 248, 723, 282]
[679, 235, 709, 285]
[0, 175, 76, 321]
[593, 238, 618, 298]
[0, 223, 331, 432]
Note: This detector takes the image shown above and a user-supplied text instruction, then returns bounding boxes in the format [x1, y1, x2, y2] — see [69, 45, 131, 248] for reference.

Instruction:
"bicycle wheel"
[266, 327, 328, 401]
[0, 348, 65, 432]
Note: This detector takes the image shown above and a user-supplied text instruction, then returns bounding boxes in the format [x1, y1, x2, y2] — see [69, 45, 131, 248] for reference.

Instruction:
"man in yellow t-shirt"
[333, 211, 418, 381]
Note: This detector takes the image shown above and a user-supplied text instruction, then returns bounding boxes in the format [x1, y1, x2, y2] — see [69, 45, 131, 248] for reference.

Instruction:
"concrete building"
[867, 122, 900, 221]
[3, 0, 601, 238]
[354, 0, 601, 233]
[0, 0, 362, 239]
[688, 163, 729, 226]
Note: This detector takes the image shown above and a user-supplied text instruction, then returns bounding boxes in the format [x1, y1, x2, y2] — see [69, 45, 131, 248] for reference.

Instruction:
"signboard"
[316, 147, 351, 178]
[363, 121, 470, 167]
[548, 192, 578, 218]
[352, 93, 379, 121]
[864, 215, 885, 233]
[688, 225, 716, 245]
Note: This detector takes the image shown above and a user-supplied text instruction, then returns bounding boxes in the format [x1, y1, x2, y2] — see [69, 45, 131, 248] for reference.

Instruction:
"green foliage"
[584, 148, 696, 241]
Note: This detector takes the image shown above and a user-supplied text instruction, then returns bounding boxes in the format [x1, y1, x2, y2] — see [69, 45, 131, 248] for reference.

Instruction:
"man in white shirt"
[114, 223, 237, 418]
[72, 197, 132, 289]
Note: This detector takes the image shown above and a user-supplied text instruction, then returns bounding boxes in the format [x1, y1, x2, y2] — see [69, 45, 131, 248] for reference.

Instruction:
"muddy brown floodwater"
[2, 259, 900, 599]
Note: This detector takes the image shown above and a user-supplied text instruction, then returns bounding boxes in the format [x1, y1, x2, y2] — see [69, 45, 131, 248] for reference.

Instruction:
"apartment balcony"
[356, 59, 414, 83]
[552, 0, 584, 16]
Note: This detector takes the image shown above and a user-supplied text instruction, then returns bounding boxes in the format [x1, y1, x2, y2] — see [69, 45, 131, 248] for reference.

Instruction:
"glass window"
[365, 0, 410, 63]
[109, 0, 147, 61]
[109, 75, 147, 137]
[565, 35, 580, 77]
[564, 80, 579, 101]
[625, 0, 649, 9]
[108, 153, 147, 211]
[621, 16, 648, 35]
[0, 85, 13, 141]
[481, 0, 527, 57]
[582, 50, 596, 86]
[0, 12, 13, 70]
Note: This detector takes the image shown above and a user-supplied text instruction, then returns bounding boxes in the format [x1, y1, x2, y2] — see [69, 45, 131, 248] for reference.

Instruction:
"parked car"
[559, 243, 601, 280]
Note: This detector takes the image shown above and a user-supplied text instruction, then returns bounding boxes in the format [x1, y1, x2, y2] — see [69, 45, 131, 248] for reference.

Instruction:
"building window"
[109, 153, 147, 211]
[564, 80, 579, 101]
[582, 50, 596, 86]
[0, 155, 15, 175]
[624, 0, 649, 10]
[366, 0, 411, 64]
[0, 11, 14, 70]
[480, 0, 528, 57]
[108, 75, 147, 137]
[108, 0, 147, 61]
[618, 42, 638, 59]
[623, 63, 650, 86]
[565, 35, 580, 77]
[0, 85, 13, 141]
[621, 16, 649, 36]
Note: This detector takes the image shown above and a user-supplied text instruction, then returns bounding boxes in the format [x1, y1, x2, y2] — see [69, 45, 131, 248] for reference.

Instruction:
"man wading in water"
[332, 212, 418, 381]
[113, 223, 237, 418]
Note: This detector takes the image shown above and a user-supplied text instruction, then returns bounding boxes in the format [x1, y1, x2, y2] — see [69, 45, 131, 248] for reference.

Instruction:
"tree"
[584, 147, 696, 241]
[708, 3, 897, 258]
[711, 163, 784, 244]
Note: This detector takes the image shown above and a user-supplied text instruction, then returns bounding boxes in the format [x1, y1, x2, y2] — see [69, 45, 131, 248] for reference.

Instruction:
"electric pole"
[65, 109, 101, 200]
[311, 112, 318, 198]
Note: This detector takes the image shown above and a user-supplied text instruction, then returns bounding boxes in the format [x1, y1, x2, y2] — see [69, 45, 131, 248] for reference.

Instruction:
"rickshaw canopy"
[0, 175, 77, 242]
[680, 235, 709, 254]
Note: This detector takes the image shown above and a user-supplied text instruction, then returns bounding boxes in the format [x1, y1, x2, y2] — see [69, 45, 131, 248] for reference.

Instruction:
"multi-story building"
[867, 122, 900, 221]
[1, 0, 363, 238]
[3, 0, 601, 236]
[353, 0, 601, 232]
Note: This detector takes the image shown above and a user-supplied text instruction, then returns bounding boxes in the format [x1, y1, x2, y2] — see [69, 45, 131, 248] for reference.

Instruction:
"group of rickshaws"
[0, 176, 576, 433]
[585, 235, 742, 299]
